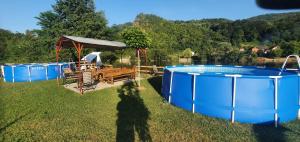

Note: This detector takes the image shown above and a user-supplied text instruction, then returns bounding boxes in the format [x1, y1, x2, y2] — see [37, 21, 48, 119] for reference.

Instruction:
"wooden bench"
[90, 67, 136, 84]
[103, 68, 136, 84]
[93, 67, 121, 81]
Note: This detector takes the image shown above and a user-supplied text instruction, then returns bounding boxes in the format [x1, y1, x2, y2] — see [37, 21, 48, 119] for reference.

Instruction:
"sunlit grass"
[0, 77, 299, 141]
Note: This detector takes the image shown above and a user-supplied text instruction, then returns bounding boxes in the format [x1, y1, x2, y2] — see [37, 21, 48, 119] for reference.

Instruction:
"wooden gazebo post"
[55, 38, 84, 95]
[136, 48, 147, 87]
[137, 48, 141, 87]
[72, 41, 84, 94]
[55, 39, 63, 86]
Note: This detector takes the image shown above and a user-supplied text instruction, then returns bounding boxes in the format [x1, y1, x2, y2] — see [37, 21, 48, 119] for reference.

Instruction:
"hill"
[1, 11, 300, 64]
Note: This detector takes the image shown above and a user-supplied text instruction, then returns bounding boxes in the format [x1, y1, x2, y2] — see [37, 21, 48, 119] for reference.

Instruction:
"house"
[251, 47, 259, 53]
[251, 45, 269, 54]
[239, 48, 245, 52]
[271, 46, 280, 51]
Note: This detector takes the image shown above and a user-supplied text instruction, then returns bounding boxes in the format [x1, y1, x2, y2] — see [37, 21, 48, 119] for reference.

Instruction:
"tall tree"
[0, 29, 14, 62]
[37, 0, 109, 39]
[35, 0, 110, 61]
[121, 27, 151, 49]
[121, 26, 151, 86]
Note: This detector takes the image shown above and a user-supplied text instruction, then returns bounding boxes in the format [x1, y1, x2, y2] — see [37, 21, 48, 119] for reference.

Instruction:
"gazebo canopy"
[56, 35, 126, 50]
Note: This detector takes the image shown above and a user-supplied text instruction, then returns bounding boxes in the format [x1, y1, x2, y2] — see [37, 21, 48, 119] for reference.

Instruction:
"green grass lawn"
[0, 77, 300, 141]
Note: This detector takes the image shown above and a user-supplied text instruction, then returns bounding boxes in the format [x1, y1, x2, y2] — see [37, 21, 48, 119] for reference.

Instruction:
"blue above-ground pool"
[1, 63, 72, 82]
[162, 65, 300, 125]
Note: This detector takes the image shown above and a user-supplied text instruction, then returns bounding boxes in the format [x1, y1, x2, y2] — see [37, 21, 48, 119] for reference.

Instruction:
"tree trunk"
[137, 49, 141, 87]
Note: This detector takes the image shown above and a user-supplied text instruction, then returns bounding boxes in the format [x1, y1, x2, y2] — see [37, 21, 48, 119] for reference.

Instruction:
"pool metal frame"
[163, 65, 300, 127]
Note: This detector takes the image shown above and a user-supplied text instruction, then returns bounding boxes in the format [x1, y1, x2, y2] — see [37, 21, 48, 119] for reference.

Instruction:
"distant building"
[251, 45, 269, 54]
[264, 46, 280, 54]
[271, 46, 280, 51]
[251, 47, 259, 53]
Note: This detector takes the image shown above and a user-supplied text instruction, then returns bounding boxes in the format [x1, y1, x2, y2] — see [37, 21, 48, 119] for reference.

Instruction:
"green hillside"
[0, 6, 299, 65]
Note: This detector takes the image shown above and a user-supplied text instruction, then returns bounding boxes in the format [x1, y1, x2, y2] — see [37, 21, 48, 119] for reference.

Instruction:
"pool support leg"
[232, 77, 236, 123]
[275, 78, 278, 127]
[59, 64, 62, 79]
[161, 69, 164, 95]
[45, 65, 48, 80]
[27, 66, 31, 82]
[270, 76, 281, 127]
[169, 71, 174, 104]
[12, 66, 15, 83]
[188, 73, 200, 113]
[298, 74, 300, 120]
[225, 74, 241, 123]
[192, 74, 196, 113]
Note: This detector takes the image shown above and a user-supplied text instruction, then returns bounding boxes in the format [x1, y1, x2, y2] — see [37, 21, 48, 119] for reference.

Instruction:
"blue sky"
[0, 0, 298, 33]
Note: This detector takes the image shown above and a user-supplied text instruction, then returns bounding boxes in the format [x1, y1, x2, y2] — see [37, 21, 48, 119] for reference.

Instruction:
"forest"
[0, 0, 300, 66]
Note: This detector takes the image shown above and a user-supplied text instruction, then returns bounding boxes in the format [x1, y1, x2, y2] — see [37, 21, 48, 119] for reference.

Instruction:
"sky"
[0, 0, 299, 33]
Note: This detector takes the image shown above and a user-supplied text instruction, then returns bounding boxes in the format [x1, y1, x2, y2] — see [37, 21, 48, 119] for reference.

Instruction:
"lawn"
[0, 77, 299, 141]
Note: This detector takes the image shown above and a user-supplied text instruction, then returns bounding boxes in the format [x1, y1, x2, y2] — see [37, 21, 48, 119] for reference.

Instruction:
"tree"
[121, 27, 151, 49]
[231, 27, 244, 46]
[269, 48, 283, 57]
[2, 10, 300, 64]
[281, 41, 300, 56]
[222, 49, 241, 65]
[181, 48, 193, 58]
[0, 36, 6, 62]
[35, 0, 110, 61]
[0, 29, 14, 62]
[121, 26, 151, 86]
[37, 0, 108, 39]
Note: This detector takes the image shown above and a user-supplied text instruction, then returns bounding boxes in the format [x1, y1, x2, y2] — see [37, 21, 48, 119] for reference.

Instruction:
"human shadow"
[253, 123, 300, 142]
[116, 82, 152, 142]
[147, 76, 162, 96]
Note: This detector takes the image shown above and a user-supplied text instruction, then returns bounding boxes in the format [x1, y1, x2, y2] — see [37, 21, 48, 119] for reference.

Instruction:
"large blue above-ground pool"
[1, 63, 72, 82]
[162, 65, 300, 125]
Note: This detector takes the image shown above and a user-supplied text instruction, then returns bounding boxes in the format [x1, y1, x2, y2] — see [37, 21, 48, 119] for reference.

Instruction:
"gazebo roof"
[57, 35, 126, 50]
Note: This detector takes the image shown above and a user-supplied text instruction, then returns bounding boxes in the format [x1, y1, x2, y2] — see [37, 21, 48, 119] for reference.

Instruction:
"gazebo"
[55, 35, 127, 94]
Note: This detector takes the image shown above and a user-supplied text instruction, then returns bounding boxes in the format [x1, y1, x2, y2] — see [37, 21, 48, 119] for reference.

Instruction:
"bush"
[112, 62, 134, 68]
[269, 48, 283, 57]
[147, 48, 171, 66]
[180, 48, 193, 58]
[101, 51, 118, 64]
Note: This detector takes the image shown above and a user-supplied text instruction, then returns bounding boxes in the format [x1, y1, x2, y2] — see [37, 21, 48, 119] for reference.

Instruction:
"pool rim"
[163, 64, 299, 78]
